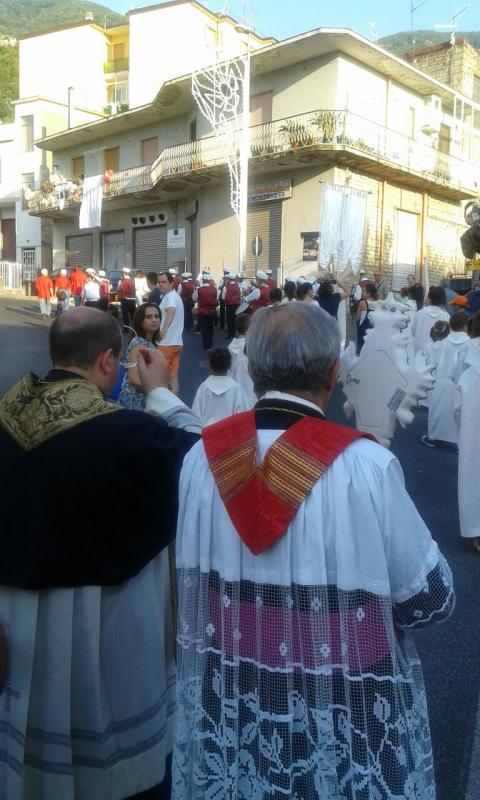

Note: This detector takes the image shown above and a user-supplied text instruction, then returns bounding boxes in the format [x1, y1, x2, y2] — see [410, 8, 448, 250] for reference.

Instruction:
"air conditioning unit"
[422, 95, 442, 134]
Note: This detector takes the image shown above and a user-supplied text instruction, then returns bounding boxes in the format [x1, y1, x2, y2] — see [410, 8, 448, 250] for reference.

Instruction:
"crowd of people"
[5, 259, 476, 799]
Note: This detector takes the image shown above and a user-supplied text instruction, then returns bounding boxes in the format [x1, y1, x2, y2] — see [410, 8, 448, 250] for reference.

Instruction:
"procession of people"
[1, 257, 478, 799]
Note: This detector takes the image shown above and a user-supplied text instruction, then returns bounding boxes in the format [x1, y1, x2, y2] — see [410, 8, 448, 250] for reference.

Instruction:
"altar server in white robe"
[411, 285, 450, 354]
[192, 346, 250, 427]
[173, 302, 454, 800]
[422, 312, 470, 447]
[454, 344, 480, 551]
[228, 313, 257, 406]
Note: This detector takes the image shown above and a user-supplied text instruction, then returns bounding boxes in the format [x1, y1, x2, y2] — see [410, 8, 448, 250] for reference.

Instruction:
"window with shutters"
[66, 234, 93, 269]
[133, 226, 167, 272]
[104, 147, 120, 172]
[250, 93, 273, 127]
[71, 156, 85, 181]
[245, 202, 282, 278]
[141, 138, 158, 165]
[21, 116, 34, 153]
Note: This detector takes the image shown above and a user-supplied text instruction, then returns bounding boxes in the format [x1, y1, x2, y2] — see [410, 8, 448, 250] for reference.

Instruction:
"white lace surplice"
[173, 433, 454, 800]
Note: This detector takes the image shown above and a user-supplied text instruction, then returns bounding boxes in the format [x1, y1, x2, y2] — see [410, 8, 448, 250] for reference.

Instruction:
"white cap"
[200, 274, 211, 284]
[122, 267, 130, 273]
[86, 268, 95, 274]
[227, 271, 236, 279]
[256, 270, 268, 281]
[168, 268, 177, 275]
[181, 271, 192, 278]
[202, 267, 211, 274]
[40, 268, 48, 276]
[98, 270, 106, 277]
[60, 268, 67, 276]
[297, 276, 306, 285]
[265, 269, 273, 275]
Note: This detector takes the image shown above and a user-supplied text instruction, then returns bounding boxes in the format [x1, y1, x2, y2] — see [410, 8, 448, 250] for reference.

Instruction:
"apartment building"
[26, 21, 480, 289]
[0, 0, 271, 284]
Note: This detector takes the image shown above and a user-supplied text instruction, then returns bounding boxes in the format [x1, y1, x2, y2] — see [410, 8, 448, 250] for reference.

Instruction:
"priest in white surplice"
[172, 302, 454, 800]
[454, 341, 480, 551]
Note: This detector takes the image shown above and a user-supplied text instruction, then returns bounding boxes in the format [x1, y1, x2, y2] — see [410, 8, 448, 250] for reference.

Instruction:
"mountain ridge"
[0, 0, 125, 38]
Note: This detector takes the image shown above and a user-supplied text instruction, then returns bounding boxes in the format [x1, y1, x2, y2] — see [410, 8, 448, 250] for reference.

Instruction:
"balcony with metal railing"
[27, 164, 153, 218]
[150, 109, 479, 201]
[104, 57, 129, 73]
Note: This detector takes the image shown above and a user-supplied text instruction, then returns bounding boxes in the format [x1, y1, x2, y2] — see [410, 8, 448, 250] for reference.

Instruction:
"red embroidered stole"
[202, 410, 374, 554]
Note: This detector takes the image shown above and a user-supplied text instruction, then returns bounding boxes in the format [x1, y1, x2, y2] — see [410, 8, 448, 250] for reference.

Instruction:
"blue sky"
[111, 0, 480, 41]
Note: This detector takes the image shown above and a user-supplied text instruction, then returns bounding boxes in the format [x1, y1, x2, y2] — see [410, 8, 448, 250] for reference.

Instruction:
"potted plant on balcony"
[279, 120, 314, 150]
[310, 111, 340, 143]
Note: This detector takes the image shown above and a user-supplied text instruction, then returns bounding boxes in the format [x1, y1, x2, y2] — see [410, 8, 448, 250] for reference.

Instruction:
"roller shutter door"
[245, 202, 282, 279]
[133, 226, 167, 272]
[66, 234, 93, 269]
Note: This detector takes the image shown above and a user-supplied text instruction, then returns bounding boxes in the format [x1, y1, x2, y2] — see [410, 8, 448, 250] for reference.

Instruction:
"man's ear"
[324, 358, 340, 392]
[97, 348, 115, 375]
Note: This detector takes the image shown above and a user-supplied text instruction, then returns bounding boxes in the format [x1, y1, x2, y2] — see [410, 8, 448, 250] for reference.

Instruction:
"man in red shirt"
[54, 269, 71, 315]
[193, 275, 217, 350]
[266, 269, 277, 290]
[70, 267, 88, 307]
[35, 269, 54, 319]
[118, 268, 136, 326]
[223, 271, 241, 339]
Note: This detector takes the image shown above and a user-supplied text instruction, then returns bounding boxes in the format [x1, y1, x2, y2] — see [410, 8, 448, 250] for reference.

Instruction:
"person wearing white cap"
[83, 270, 101, 308]
[179, 272, 195, 331]
[118, 268, 137, 325]
[222, 271, 241, 339]
[265, 269, 277, 290]
[218, 267, 230, 331]
[168, 268, 181, 291]
[97, 270, 111, 311]
[243, 271, 270, 313]
[54, 268, 71, 315]
[192, 273, 217, 350]
[35, 268, 54, 319]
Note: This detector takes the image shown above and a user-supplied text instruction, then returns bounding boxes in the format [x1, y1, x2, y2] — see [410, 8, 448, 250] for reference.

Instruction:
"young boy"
[192, 347, 250, 427]
[227, 313, 256, 406]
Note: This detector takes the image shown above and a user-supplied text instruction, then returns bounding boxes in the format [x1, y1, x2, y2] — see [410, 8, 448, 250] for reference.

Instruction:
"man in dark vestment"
[0, 307, 200, 800]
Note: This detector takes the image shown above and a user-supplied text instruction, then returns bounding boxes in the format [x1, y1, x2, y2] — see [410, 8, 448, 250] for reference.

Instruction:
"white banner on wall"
[318, 184, 367, 274]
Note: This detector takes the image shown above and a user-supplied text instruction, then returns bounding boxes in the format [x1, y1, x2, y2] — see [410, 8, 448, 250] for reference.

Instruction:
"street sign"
[252, 236, 263, 256]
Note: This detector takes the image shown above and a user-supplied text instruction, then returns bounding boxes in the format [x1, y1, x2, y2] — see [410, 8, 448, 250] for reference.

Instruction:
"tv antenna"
[367, 21, 378, 44]
[410, 0, 430, 50]
[434, 6, 469, 46]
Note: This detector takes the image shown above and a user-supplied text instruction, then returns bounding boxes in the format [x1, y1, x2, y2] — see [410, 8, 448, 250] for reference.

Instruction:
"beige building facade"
[26, 24, 480, 288]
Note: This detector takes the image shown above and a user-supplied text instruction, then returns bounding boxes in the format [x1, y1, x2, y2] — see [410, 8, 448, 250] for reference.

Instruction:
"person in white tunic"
[192, 346, 250, 426]
[422, 312, 470, 447]
[228, 313, 257, 406]
[411, 285, 450, 354]
[454, 343, 480, 552]
[173, 302, 454, 800]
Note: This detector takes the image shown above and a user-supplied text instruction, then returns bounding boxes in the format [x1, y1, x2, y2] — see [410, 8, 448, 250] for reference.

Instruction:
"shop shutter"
[133, 226, 167, 272]
[245, 202, 282, 278]
[66, 234, 93, 269]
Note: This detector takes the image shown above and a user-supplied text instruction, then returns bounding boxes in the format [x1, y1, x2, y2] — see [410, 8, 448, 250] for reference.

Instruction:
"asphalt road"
[0, 296, 478, 800]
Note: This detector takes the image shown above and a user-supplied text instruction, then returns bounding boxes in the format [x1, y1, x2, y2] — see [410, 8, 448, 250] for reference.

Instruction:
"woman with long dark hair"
[118, 303, 161, 410]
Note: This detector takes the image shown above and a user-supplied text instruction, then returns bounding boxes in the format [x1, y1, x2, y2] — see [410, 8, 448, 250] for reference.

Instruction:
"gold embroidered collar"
[0, 374, 119, 451]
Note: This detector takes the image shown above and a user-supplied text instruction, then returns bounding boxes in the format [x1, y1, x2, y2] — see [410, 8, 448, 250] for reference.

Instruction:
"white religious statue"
[339, 292, 434, 447]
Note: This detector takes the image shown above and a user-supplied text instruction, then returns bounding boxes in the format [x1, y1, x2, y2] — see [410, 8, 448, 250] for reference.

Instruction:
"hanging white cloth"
[319, 185, 367, 274]
[454, 349, 480, 539]
[426, 331, 470, 444]
[79, 175, 103, 229]
[173, 417, 454, 799]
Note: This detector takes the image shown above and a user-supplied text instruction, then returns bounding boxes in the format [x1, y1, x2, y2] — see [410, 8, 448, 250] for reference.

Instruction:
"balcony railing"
[104, 57, 129, 73]
[151, 109, 478, 195]
[27, 164, 152, 215]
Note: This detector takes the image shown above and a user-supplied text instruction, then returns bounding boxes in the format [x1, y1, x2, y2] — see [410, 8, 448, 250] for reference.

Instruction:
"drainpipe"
[379, 180, 386, 275]
[419, 190, 427, 285]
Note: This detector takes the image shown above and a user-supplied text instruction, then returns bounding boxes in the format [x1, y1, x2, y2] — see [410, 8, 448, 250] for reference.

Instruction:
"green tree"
[0, 45, 18, 123]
